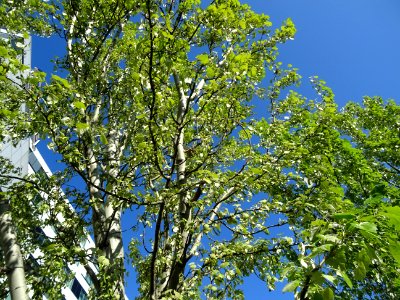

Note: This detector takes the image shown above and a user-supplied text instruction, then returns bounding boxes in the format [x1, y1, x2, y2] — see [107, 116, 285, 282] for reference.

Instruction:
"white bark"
[162, 71, 191, 292]
[86, 85, 125, 296]
[0, 199, 28, 300]
[189, 187, 236, 257]
[104, 128, 124, 267]
[103, 128, 125, 297]
[87, 146, 104, 247]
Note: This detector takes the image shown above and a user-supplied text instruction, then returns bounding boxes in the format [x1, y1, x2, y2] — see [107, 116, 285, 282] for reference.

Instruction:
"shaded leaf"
[282, 280, 300, 293]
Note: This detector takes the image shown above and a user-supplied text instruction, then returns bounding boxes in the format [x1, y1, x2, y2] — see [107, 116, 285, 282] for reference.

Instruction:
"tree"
[0, 191, 28, 300]
[0, 7, 50, 298]
[0, 0, 399, 299]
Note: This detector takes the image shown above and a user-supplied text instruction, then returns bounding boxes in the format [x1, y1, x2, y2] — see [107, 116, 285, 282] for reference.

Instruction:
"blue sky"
[247, 0, 400, 106]
[31, 1, 400, 299]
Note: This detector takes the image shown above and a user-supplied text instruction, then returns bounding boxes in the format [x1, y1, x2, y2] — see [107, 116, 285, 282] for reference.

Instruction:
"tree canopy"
[0, 0, 399, 299]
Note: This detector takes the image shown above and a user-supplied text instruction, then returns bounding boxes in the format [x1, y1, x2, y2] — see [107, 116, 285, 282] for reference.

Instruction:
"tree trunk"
[0, 197, 28, 300]
[104, 204, 124, 296]
[87, 130, 126, 298]
[162, 71, 192, 294]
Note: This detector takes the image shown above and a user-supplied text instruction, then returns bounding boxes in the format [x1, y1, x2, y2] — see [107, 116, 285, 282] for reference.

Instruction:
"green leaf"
[282, 280, 300, 293]
[161, 31, 174, 39]
[250, 66, 257, 77]
[336, 269, 353, 288]
[354, 262, 366, 280]
[356, 222, 377, 234]
[51, 74, 70, 88]
[76, 122, 89, 130]
[100, 133, 108, 144]
[357, 249, 371, 267]
[45, 243, 58, 251]
[203, 178, 212, 184]
[249, 167, 263, 175]
[323, 287, 334, 300]
[322, 274, 336, 284]
[197, 54, 209, 65]
[98, 255, 110, 266]
[364, 196, 382, 206]
[333, 213, 355, 220]
[382, 206, 400, 230]
[326, 248, 346, 268]
[0, 46, 9, 57]
[226, 217, 237, 225]
[389, 241, 400, 266]
[312, 293, 324, 300]
[73, 101, 86, 110]
[311, 271, 324, 285]
[220, 262, 229, 268]
[206, 67, 215, 78]
[318, 234, 340, 243]
[138, 142, 147, 149]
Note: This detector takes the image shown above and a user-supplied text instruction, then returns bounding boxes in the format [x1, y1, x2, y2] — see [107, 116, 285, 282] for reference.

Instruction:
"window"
[70, 278, 88, 300]
[26, 254, 40, 275]
[79, 237, 87, 249]
[33, 227, 48, 245]
[32, 193, 44, 206]
[28, 150, 46, 175]
[83, 273, 93, 288]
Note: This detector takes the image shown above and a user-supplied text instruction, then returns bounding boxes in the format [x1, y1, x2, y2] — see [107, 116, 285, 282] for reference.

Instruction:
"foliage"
[0, 0, 399, 299]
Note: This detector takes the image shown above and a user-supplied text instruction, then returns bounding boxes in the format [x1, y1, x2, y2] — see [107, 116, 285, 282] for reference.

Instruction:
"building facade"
[27, 142, 97, 300]
[1, 29, 96, 300]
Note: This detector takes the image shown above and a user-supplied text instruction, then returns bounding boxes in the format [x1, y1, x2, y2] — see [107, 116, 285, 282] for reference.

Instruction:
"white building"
[27, 140, 97, 300]
[0, 29, 96, 300]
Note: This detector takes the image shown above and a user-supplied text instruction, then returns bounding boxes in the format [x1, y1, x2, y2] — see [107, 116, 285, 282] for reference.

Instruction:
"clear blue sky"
[247, 0, 400, 107]
[31, 1, 400, 299]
